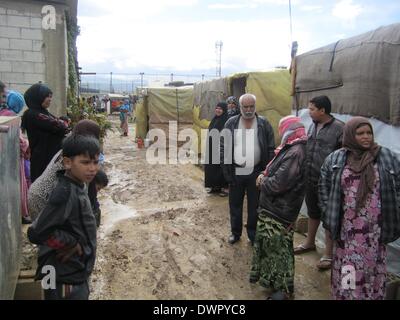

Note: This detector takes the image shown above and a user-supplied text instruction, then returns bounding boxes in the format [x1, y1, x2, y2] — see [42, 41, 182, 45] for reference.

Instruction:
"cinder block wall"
[0, 0, 70, 116]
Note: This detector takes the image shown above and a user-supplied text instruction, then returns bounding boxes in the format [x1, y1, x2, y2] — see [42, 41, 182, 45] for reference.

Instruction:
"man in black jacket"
[220, 93, 275, 245]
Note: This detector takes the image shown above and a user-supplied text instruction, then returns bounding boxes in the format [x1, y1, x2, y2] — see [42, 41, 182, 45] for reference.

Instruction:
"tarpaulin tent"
[135, 87, 194, 141]
[293, 23, 400, 126]
[193, 70, 292, 147]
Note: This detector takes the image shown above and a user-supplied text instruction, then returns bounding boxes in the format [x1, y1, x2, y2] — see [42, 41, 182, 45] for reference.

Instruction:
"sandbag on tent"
[293, 23, 400, 126]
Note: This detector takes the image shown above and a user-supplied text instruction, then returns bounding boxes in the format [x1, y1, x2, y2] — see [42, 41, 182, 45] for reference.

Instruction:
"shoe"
[247, 238, 255, 246]
[207, 188, 220, 194]
[228, 234, 240, 244]
[293, 244, 316, 255]
[22, 216, 32, 224]
[219, 190, 228, 197]
[317, 257, 332, 271]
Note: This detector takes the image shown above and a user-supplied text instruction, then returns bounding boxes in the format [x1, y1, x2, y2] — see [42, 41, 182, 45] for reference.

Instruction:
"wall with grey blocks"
[0, 0, 69, 116]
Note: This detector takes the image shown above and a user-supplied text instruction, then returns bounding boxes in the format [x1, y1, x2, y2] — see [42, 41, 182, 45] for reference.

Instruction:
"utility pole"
[215, 40, 223, 78]
[139, 72, 144, 89]
[110, 72, 113, 93]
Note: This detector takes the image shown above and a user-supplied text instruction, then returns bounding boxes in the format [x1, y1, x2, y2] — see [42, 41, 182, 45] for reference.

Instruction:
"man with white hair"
[220, 93, 275, 245]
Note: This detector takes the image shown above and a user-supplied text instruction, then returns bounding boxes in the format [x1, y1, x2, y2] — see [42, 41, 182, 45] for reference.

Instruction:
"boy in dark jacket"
[28, 134, 100, 300]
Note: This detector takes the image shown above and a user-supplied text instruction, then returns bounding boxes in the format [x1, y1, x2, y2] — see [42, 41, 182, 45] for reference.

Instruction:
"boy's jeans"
[44, 280, 89, 300]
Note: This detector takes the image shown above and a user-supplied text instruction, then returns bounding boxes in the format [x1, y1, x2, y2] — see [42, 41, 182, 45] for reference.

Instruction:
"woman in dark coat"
[204, 102, 229, 196]
[21, 83, 68, 182]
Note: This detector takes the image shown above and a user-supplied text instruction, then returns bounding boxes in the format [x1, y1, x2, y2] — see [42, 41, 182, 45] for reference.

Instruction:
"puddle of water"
[100, 199, 137, 233]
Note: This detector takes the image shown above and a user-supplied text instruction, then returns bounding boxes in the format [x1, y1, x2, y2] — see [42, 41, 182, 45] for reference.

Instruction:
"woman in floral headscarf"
[250, 115, 307, 300]
[319, 117, 400, 300]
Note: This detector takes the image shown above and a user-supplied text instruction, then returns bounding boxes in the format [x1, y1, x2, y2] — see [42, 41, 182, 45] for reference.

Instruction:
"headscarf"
[72, 119, 101, 140]
[226, 96, 238, 106]
[263, 116, 307, 175]
[208, 102, 228, 131]
[343, 116, 380, 210]
[24, 83, 52, 110]
[6, 90, 25, 114]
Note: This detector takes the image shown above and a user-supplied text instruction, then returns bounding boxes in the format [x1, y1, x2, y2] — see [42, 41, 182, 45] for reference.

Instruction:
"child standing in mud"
[27, 134, 100, 300]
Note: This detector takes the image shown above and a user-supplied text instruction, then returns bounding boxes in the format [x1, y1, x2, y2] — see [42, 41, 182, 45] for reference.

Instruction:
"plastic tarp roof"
[193, 71, 292, 145]
[293, 23, 400, 126]
[231, 71, 291, 142]
[147, 87, 194, 125]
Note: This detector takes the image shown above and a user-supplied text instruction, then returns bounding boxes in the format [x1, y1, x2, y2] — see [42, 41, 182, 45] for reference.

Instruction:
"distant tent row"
[136, 70, 292, 150]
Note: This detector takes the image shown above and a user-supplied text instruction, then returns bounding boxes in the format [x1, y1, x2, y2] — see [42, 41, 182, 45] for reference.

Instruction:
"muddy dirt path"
[90, 118, 331, 300]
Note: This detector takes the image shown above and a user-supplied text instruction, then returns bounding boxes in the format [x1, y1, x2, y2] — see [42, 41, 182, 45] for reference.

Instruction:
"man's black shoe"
[228, 235, 240, 244]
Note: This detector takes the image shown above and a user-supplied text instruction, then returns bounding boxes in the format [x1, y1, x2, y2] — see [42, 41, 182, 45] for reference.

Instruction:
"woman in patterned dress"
[319, 117, 400, 300]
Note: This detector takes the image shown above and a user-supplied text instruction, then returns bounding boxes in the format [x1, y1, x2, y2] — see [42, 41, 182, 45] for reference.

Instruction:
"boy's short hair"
[62, 134, 100, 159]
[94, 169, 108, 187]
[309, 95, 332, 114]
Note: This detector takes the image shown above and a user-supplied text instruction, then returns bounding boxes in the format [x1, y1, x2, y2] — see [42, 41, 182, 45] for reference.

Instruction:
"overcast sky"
[77, 0, 400, 78]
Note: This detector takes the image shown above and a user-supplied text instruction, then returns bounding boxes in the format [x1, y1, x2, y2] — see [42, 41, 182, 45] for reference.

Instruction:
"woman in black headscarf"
[21, 83, 68, 182]
[204, 102, 229, 196]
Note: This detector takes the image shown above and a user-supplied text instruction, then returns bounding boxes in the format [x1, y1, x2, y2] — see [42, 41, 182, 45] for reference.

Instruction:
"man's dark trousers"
[229, 166, 261, 242]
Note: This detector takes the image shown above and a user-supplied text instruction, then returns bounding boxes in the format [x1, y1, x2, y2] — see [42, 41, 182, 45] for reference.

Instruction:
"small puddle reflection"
[100, 199, 137, 233]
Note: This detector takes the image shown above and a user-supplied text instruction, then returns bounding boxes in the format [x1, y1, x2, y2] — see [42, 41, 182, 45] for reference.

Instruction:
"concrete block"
[34, 62, 45, 74]
[30, 17, 42, 29]
[24, 72, 45, 84]
[9, 83, 29, 93]
[21, 28, 42, 41]
[0, 37, 9, 49]
[12, 61, 35, 73]
[0, 26, 21, 38]
[0, 61, 11, 72]
[0, 14, 7, 26]
[10, 39, 32, 51]
[14, 279, 43, 300]
[23, 51, 44, 63]
[7, 9, 22, 16]
[1, 72, 24, 83]
[7, 15, 30, 28]
[0, 7, 6, 15]
[32, 40, 43, 52]
[0, 49, 23, 61]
